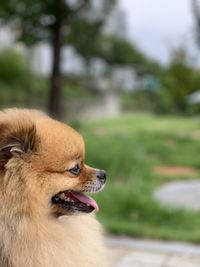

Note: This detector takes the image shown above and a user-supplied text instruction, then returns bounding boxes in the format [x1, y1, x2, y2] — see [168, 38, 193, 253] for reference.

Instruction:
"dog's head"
[0, 109, 106, 217]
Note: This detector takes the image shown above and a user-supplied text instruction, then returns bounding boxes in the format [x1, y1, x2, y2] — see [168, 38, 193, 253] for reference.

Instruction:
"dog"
[0, 108, 107, 267]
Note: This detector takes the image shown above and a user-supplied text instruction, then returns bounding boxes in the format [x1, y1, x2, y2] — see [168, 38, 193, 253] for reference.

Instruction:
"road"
[106, 236, 200, 267]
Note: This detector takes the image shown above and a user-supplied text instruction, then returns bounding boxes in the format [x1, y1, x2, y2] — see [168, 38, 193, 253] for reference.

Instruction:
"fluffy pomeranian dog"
[0, 108, 107, 267]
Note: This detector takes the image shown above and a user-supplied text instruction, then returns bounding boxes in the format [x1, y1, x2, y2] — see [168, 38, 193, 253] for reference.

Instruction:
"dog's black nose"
[96, 169, 106, 182]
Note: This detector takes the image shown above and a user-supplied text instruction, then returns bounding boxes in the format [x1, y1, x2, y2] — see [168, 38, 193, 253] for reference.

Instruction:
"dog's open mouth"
[52, 191, 99, 214]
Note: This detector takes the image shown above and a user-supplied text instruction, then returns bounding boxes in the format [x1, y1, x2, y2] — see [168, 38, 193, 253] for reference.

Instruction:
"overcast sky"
[119, 0, 199, 64]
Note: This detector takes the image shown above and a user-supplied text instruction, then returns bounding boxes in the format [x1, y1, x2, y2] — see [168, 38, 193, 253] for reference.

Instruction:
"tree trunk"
[49, 20, 62, 119]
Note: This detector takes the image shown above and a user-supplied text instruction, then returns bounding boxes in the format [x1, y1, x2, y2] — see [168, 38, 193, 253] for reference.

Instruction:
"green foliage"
[95, 35, 162, 75]
[0, 0, 116, 118]
[68, 19, 102, 64]
[154, 88, 175, 114]
[0, 0, 89, 44]
[98, 35, 145, 65]
[81, 114, 200, 242]
[122, 89, 177, 115]
[67, 2, 116, 64]
[0, 0, 115, 46]
[124, 47, 200, 115]
[0, 48, 28, 85]
[161, 48, 200, 114]
[122, 91, 156, 112]
[68, 31, 161, 77]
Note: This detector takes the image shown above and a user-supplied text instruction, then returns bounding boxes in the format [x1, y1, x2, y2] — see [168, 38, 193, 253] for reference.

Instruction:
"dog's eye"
[69, 164, 80, 175]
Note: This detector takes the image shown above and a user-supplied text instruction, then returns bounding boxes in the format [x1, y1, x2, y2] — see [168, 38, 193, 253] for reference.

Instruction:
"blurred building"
[0, 27, 14, 48]
[187, 91, 200, 104]
[103, 2, 128, 40]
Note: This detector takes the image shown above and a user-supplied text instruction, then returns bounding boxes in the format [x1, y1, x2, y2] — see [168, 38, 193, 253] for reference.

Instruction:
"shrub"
[0, 48, 28, 85]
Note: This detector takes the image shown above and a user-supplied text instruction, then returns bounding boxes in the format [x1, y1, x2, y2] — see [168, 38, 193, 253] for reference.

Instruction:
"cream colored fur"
[0, 214, 106, 267]
[0, 108, 107, 267]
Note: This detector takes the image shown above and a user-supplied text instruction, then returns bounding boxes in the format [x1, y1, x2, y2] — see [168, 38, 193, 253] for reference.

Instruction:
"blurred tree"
[0, 48, 28, 85]
[96, 35, 162, 75]
[68, 19, 102, 73]
[0, 0, 115, 119]
[98, 35, 145, 66]
[161, 47, 200, 113]
[192, 0, 200, 48]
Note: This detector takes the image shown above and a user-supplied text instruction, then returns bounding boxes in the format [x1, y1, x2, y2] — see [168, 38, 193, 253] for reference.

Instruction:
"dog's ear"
[0, 120, 37, 169]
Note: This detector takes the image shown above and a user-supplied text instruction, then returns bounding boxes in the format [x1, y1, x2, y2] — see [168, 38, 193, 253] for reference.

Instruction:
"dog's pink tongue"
[70, 192, 99, 212]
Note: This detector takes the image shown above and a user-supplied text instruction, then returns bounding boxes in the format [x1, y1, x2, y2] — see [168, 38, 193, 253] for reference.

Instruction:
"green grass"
[79, 113, 200, 242]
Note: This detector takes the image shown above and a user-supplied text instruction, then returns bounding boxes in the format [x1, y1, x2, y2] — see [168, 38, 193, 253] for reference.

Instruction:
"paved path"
[154, 180, 200, 211]
[106, 236, 200, 267]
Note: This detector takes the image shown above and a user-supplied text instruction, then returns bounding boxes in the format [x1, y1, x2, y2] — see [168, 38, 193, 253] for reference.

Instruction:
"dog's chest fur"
[0, 215, 106, 267]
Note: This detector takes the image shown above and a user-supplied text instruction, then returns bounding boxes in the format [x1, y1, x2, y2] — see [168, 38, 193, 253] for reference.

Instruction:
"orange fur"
[0, 108, 107, 267]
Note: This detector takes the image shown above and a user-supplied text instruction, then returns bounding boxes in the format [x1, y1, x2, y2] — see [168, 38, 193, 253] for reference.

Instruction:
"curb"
[106, 236, 200, 256]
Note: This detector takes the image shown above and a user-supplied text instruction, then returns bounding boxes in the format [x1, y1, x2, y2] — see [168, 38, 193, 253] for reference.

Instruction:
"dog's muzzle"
[52, 169, 107, 214]
[83, 169, 107, 193]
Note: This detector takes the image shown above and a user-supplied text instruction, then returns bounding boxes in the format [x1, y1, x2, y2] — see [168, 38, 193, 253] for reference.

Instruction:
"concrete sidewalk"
[106, 236, 200, 267]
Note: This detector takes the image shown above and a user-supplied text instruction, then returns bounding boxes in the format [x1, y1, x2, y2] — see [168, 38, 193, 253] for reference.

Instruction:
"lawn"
[79, 113, 200, 243]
